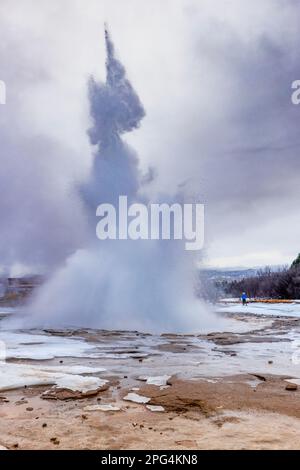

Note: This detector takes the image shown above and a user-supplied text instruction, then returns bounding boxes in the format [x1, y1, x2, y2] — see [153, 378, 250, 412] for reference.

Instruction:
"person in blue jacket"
[241, 292, 247, 306]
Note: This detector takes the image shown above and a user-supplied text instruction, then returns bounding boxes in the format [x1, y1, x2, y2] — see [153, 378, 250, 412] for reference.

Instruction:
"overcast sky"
[1, 0, 300, 273]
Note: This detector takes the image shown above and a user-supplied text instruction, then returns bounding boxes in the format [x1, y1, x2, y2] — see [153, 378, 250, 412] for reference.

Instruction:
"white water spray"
[18, 27, 213, 333]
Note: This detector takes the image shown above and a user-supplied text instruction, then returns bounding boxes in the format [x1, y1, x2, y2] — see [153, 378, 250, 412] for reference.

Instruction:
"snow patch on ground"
[217, 302, 300, 318]
[0, 331, 98, 360]
[0, 362, 107, 392]
[146, 375, 171, 386]
[123, 392, 150, 404]
[146, 405, 165, 412]
[46, 375, 107, 393]
[84, 404, 121, 412]
[285, 378, 300, 386]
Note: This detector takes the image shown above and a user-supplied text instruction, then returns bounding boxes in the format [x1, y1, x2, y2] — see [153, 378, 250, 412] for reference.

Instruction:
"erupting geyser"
[16, 27, 212, 333]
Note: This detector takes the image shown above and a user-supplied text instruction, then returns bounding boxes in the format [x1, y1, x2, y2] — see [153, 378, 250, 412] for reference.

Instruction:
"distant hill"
[200, 268, 259, 282]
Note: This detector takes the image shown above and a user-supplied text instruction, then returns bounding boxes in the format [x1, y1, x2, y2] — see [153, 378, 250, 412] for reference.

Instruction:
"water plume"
[18, 27, 214, 333]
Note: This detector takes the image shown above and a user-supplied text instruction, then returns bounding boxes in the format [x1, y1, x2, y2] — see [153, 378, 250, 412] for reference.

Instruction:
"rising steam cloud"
[17, 27, 213, 333]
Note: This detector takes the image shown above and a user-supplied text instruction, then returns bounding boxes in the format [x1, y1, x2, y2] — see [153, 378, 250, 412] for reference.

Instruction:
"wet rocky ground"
[1, 303, 300, 449]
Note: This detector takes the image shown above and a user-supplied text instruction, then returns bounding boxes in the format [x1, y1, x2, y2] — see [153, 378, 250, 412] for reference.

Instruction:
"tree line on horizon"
[222, 254, 300, 300]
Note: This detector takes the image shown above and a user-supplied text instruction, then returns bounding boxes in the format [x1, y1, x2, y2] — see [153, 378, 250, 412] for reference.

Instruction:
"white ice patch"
[123, 392, 150, 404]
[84, 404, 121, 412]
[285, 379, 300, 386]
[217, 302, 300, 318]
[146, 405, 165, 412]
[146, 375, 171, 386]
[32, 365, 106, 374]
[46, 375, 107, 393]
[0, 362, 107, 392]
[137, 376, 147, 382]
[0, 331, 98, 360]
